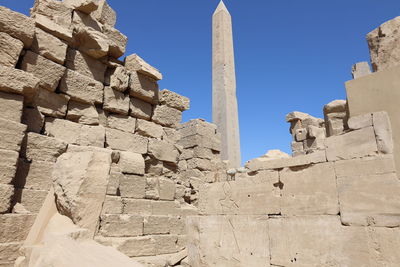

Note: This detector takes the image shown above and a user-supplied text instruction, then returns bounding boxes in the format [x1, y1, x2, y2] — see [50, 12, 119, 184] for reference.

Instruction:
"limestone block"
[367, 16, 400, 72]
[102, 196, 123, 214]
[0, 118, 26, 152]
[246, 150, 326, 171]
[326, 115, 346, 136]
[45, 118, 105, 147]
[163, 127, 181, 144]
[281, 163, 339, 215]
[334, 155, 396, 178]
[153, 235, 184, 255]
[65, 48, 107, 82]
[129, 71, 159, 104]
[60, 69, 104, 104]
[291, 141, 303, 153]
[34, 88, 70, 118]
[23, 132, 68, 162]
[0, 242, 21, 264]
[34, 14, 73, 43]
[106, 164, 121, 196]
[347, 113, 373, 130]
[0, 92, 23, 122]
[103, 86, 129, 115]
[324, 99, 347, 114]
[0, 6, 35, 48]
[21, 51, 66, 92]
[118, 151, 145, 175]
[178, 119, 217, 138]
[159, 178, 175, 201]
[186, 216, 270, 267]
[148, 139, 179, 163]
[130, 98, 152, 120]
[193, 147, 219, 160]
[338, 172, 400, 227]
[31, 27, 68, 65]
[199, 174, 280, 215]
[187, 158, 213, 171]
[67, 101, 99, 125]
[0, 66, 40, 100]
[159, 89, 190, 111]
[31, 0, 73, 28]
[123, 199, 153, 215]
[0, 32, 23, 67]
[119, 175, 146, 199]
[63, 0, 99, 14]
[143, 216, 170, 235]
[0, 184, 14, 213]
[15, 159, 54, 190]
[103, 25, 127, 58]
[22, 106, 44, 133]
[145, 177, 160, 200]
[13, 189, 48, 213]
[125, 54, 162, 81]
[107, 114, 136, 133]
[0, 214, 36, 243]
[72, 10, 102, 31]
[325, 126, 378, 161]
[99, 214, 143, 237]
[0, 149, 18, 184]
[53, 150, 112, 236]
[352, 61, 371, 79]
[92, 0, 116, 26]
[152, 105, 182, 128]
[105, 128, 148, 154]
[303, 138, 325, 151]
[307, 125, 325, 139]
[269, 216, 369, 266]
[373, 111, 393, 154]
[295, 128, 307, 141]
[135, 119, 163, 139]
[96, 236, 157, 257]
[178, 134, 221, 151]
[109, 67, 129, 92]
[73, 26, 109, 59]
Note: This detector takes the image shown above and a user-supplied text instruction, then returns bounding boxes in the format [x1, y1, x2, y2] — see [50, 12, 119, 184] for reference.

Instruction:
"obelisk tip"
[214, 0, 229, 15]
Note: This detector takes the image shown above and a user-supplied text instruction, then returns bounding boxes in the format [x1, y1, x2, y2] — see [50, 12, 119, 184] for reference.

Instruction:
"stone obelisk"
[212, 1, 241, 168]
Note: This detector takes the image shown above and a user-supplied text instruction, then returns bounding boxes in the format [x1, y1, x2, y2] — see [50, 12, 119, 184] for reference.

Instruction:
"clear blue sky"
[4, 0, 400, 164]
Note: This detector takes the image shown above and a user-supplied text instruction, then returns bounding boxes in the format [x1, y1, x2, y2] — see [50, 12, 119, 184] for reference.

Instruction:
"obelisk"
[212, 0, 241, 168]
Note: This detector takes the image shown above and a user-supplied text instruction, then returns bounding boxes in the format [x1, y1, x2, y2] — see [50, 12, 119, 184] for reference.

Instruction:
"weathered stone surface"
[65, 48, 107, 82]
[0, 66, 40, 100]
[107, 114, 136, 133]
[352, 61, 371, 79]
[53, 150, 112, 236]
[0, 118, 26, 152]
[159, 89, 190, 111]
[34, 14, 73, 43]
[130, 98, 152, 120]
[92, 0, 116, 27]
[73, 26, 109, 58]
[0, 242, 21, 264]
[129, 72, 159, 104]
[67, 101, 99, 125]
[96, 236, 156, 257]
[179, 119, 217, 139]
[135, 119, 163, 139]
[35, 88, 70, 118]
[285, 111, 311, 122]
[307, 125, 325, 139]
[99, 214, 143, 237]
[21, 51, 66, 92]
[118, 151, 145, 175]
[0, 6, 35, 47]
[324, 100, 347, 114]
[63, 0, 99, 14]
[72, 10, 102, 31]
[109, 66, 129, 92]
[373, 111, 393, 154]
[334, 155, 396, 178]
[22, 106, 44, 133]
[178, 134, 221, 151]
[45, 118, 105, 147]
[295, 128, 307, 141]
[0, 32, 23, 67]
[124, 199, 180, 216]
[0, 149, 18, 184]
[159, 178, 175, 201]
[15, 159, 54, 190]
[125, 54, 162, 81]
[23, 132, 68, 162]
[325, 126, 378, 161]
[103, 24, 127, 58]
[119, 174, 146, 199]
[103, 86, 129, 115]
[0, 92, 23, 122]
[367, 16, 400, 72]
[31, 0, 73, 28]
[0, 184, 14, 213]
[105, 128, 148, 154]
[14, 189, 48, 213]
[102, 196, 123, 215]
[148, 139, 179, 163]
[187, 215, 270, 267]
[281, 163, 339, 215]
[0, 214, 36, 243]
[60, 69, 104, 104]
[31, 27, 68, 65]
[152, 105, 182, 128]
[347, 113, 373, 130]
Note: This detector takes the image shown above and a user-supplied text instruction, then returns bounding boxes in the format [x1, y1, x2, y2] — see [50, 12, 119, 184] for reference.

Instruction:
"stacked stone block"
[324, 99, 349, 137]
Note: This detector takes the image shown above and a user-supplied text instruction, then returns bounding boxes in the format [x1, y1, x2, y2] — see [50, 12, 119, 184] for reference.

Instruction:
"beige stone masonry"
[63, 0, 99, 14]
[0, 149, 19, 185]
[130, 98, 152, 120]
[73, 25, 109, 59]
[125, 54, 162, 81]
[34, 88, 70, 118]
[118, 151, 145, 175]
[352, 61, 371, 79]
[0, 214, 36, 243]
[31, 27, 68, 65]
[0, 184, 14, 213]
[23, 132, 68, 163]
[178, 134, 221, 151]
[347, 113, 373, 130]
[0, 6, 35, 47]
[148, 139, 179, 163]
[107, 114, 136, 133]
[102, 196, 123, 215]
[15, 159, 54, 190]
[34, 14, 73, 43]
[0, 92, 23, 123]
[129, 71, 159, 104]
[119, 175, 146, 199]
[92, 0, 116, 27]
[14, 188, 48, 213]
[67, 100, 99, 125]
[0, 32, 23, 67]
[373, 111, 393, 154]
[103, 86, 130, 115]
[136, 119, 163, 139]
[109, 66, 129, 92]
[31, 0, 73, 28]
[103, 24, 127, 58]
[159, 89, 190, 111]
[0, 118, 26, 152]
[22, 106, 45, 133]
[72, 10, 102, 31]
[105, 128, 148, 154]
[153, 105, 182, 128]
[0, 66, 40, 100]
[159, 178, 176, 201]
[99, 214, 143, 237]
[65, 48, 107, 82]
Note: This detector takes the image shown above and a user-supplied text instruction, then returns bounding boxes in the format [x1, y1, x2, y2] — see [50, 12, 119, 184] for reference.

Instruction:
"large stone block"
[98, 214, 143, 237]
[72, 10, 102, 31]
[0, 185, 14, 213]
[102, 196, 123, 215]
[119, 174, 146, 199]
[0, 67, 40, 100]
[129, 97, 152, 120]
[23, 132, 67, 162]
[21, 51, 66, 92]
[31, 0, 73, 28]
[334, 155, 396, 178]
[0, 149, 18, 184]
[92, 0, 116, 26]
[129, 71, 159, 104]
[105, 128, 148, 154]
[373, 111, 394, 154]
[103, 25, 127, 58]
[325, 126, 378, 161]
[152, 105, 182, 128]
[148, 139, 179, 163]
[125, 54, 162, 81]
[31, 27, 68, 65]
[107, 114, 136, 133]
[53, 150, 112, 236]
[351, 61, 371, 79]
[0, 32, 23, 67]
[96, 236, 156, 257]
[65, 48, 107, 82]
[135, 119, 163, 139]
[280, 162, 339, 215]
[347, 113, 373, 130]
[0, 214, 36, 243]
[60, 69, 104, 104]
[64, 0, 99, 14]
[34, 88, 70, 118]
[15, 159, 54, 190]
[158, 178, 176, 201]
[22, 106, 44, 133]
[0, 92, 23, 122]
[123, 199, 180, 216]
[118, 151, 145, 175]
[67, 100, 99, 125]
[13, 188, 48, 213]
[45, 118, 105, 147]
[179, 119, 217, 139]
[103, 86, 129, 115]
[73, 26, 109, 59]
[108, 66, 129, 92]
[187, 215, 270, 267]
[178, 134, 221, 151]
[0, 242, 22, 265]
[33, 14, 73, 43]
[159, 89, 190, 111]
[0, 118, 26, 152]
[0, 6, 35, 47]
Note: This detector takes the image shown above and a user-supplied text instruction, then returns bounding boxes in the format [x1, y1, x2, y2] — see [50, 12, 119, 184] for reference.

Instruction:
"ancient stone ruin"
[0, 0, 400, 266]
